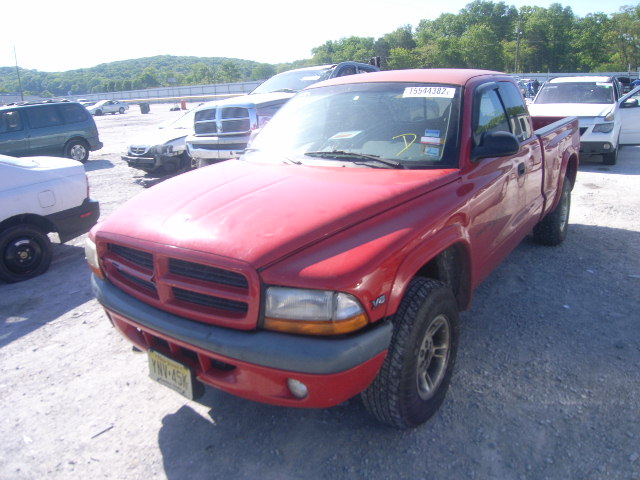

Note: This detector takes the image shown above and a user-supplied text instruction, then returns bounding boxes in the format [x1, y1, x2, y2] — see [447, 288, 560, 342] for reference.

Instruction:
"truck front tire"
[361, 278, 460, 429]
[0, 225, 53, 283]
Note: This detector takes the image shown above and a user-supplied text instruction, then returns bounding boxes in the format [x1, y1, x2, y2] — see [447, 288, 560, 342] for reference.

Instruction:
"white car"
[0, 155, 100, 282]
[619, 86, 640, 145]
[122, 109, 196, 174]
[86, 100, 129, 116]
[528, 76, 640, 165]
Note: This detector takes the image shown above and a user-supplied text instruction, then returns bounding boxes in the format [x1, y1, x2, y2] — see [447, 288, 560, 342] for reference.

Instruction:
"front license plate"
[148, 350, 203, 400]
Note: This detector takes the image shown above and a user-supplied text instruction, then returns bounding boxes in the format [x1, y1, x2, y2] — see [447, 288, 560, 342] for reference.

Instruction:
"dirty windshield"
[535, 82, 615, 104]
[250, 67, 334, 94]
[244, 82, 461, 169]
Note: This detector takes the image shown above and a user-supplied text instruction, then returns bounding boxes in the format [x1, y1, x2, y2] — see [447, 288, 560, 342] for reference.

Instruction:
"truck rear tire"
[361, 278, 459, 429]
[533, 176, 571, 246]
[0, 225, 53, 283]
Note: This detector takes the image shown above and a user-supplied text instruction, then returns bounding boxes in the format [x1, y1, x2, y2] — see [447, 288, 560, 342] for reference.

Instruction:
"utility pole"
[514, 29, 522, 74]
[13, 46, 24, 102]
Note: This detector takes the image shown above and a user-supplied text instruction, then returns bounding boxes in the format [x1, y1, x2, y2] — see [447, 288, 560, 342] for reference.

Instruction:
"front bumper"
[122, 153, 185, 173]
[92, 275, 392, 407]
[186, 135, 249, 161]
[579, 141, 616, 155]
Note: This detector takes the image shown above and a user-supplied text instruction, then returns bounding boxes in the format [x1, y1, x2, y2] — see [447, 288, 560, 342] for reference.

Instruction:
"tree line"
[1, 1, 638, 98]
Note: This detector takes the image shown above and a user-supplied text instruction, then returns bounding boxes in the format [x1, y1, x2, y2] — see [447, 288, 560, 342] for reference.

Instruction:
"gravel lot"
[1, 104, 639, 480]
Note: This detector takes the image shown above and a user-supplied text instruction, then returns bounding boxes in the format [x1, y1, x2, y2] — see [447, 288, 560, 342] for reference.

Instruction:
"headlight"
[593, 122, 614, 133]
[84, 237, 103, 278]
[264, 287, 368, 335]
[256, 115, 272, 129]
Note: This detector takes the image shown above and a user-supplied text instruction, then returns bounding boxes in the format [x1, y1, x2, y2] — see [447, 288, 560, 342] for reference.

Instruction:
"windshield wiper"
[304, 151, 405, 169]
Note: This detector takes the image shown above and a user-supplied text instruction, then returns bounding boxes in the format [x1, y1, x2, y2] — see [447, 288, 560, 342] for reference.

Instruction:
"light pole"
[514, 29, 522, 74]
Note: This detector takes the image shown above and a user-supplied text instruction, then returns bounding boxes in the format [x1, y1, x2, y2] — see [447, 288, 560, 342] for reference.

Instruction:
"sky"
[2, 0, 636, 72]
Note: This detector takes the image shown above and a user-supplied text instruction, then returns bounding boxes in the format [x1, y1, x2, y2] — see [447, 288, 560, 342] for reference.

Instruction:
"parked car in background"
[0, 154, 100, 282]
[527, 75, 632, 164]
[186, 61, 380, 167]
[0, 100, 103, 162]
[619, 85, 640, 144]
[86, 100, 129, 116]
[122, 108, 197, 174]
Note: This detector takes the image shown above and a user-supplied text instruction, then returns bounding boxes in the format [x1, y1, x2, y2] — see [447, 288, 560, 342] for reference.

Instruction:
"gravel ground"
[1, 104, 639, 480]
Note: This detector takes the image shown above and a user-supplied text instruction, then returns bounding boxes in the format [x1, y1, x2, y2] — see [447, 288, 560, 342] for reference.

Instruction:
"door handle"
[517, 162, 526, 176]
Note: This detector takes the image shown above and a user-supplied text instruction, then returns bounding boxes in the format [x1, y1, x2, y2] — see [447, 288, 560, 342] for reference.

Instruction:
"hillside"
[0, 55, 309, 98]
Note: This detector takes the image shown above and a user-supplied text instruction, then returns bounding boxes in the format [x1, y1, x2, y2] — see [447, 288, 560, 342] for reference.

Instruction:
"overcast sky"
[2, 0, 634, 72]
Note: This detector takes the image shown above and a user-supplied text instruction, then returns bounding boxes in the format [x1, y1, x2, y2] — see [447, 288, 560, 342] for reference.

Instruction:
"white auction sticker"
[403, 86, 455, 98]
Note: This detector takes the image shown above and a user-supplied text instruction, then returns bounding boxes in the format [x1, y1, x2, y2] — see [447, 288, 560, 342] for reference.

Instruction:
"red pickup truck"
[86, 69, 579, 429]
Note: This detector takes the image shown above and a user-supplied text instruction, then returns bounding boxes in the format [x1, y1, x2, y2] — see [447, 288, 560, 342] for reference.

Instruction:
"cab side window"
[473, 89, 510, 146]
[498, 82, 532, 142]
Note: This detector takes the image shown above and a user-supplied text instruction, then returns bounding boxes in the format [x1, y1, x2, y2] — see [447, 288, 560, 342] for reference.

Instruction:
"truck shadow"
[0, 242, 94, 348]
[155, 222, 640, 480]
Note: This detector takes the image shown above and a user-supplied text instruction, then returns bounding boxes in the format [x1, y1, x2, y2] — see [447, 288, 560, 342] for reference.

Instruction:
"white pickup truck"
[0, 154, 100, 282]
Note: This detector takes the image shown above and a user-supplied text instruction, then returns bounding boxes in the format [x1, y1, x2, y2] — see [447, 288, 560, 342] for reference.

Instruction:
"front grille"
[130, 146, 149, 155]
[197, 143, 247, 152]
[109, 243, 153, 269]
[194, 106, 252, 136]
[101, 241, 257, 329]
[169, 258, 248, 288]
[173, 287, 248, 313]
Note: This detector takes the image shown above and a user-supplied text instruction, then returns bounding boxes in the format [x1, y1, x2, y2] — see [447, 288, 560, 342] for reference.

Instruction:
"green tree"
[311, 37, 375, 64]
[214, 60, 243, 83]
[137, 66, 161, 88]
[573, 13, 613, 71]
[460, 24, 504, 69]
[251, 63, 276, 81]
[610, 5, 640, 70]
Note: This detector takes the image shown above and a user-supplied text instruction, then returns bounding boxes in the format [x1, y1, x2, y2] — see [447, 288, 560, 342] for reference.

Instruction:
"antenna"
[13, 46, 24, 102]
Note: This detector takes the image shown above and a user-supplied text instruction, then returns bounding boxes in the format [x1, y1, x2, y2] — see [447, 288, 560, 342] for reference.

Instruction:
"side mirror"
[621, 98, 639, 108]
[472, 131, 520, 162]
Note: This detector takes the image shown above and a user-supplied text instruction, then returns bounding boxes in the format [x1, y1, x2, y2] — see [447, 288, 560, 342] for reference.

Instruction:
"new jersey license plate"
[148, 350, 202, 400]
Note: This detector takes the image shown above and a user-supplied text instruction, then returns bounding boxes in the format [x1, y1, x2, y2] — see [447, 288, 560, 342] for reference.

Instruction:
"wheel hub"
[416, 314, 450, 401]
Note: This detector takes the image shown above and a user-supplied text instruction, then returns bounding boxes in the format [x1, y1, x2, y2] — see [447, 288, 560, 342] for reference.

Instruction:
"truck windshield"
[535, 82, 615, 104]
[251, 67, 334, 94]
[244, 82, 461, 169]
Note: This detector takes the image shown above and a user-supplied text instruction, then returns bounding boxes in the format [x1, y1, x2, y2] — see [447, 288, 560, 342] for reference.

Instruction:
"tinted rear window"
[25, 105, 63, 129]
[58, 103, 89, 123]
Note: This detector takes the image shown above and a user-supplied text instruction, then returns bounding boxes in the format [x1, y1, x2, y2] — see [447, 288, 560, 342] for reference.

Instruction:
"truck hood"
[198, 91, 295, 109]
[528, 102, 615, 119]
[97, 159, 458, 269]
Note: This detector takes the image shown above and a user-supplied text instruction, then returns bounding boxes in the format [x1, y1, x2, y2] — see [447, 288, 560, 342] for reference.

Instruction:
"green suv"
[0, 100, 103, 162]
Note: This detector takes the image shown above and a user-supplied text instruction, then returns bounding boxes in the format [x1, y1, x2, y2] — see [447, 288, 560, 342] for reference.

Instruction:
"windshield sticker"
[596, 83, 612, 88]
[423, 146, 441, 157]
[301, 75, 321, 81]
[421, 129, 442, 145]
[403, 87, 455, 98]
[329, 131, 362, 140]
